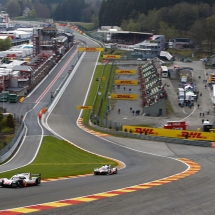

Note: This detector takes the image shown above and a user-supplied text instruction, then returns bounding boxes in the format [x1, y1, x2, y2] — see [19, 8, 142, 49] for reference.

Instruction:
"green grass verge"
[100, 66, 115, 118]
[0, 136, 117, 179]
[0, 134, 14, 150]
[82, 64, 115, 125]
[82, 65, 103, 125]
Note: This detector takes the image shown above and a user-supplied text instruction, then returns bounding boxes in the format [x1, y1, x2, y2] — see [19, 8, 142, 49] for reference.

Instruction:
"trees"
[6, 114, 15, 129]
[0, 37, 12, 51]
[28, 9, 36, 18]
[159, 21, 178, 40]
[33, 0, 50, 18]
[204, 15, 215, 53]
[190, 20, 205, 51]
[3, 37, 12, 50]
[53, 0, 87, 22]
[6, 0, 21, 17]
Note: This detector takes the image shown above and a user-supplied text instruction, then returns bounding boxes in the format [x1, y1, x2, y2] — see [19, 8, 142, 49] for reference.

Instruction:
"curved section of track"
[1, 35, 214, 215]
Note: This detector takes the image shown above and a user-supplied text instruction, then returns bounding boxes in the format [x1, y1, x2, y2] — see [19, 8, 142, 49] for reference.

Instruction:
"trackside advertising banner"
[115, 70, 136, 74]
[122, 125, 215, 141]
[111, 94, 138, 100]
[114, 80, 138, 85]
[78, 47, 104, 52]
[76, 106, 93, 110]
[103, 55, 121, 59]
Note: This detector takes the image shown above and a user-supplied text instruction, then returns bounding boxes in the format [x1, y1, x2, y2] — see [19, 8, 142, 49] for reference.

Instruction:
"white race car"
[0, 173, 41, 188]
[94, 165, 117, 175]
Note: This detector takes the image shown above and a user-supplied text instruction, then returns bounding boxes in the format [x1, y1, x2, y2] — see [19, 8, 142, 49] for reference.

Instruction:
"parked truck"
[0, 91, 10, 102]
[9, 94, 19, 103]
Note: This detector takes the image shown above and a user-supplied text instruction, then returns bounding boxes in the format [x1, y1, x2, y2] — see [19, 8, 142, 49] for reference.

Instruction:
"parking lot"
[107, 60, 215, 131]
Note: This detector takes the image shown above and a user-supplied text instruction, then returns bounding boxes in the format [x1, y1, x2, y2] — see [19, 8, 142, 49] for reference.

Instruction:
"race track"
[1, 35, 215, 215]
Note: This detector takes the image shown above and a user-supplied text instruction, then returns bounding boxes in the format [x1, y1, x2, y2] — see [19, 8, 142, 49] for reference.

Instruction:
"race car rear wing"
[32, 174, 41, 177]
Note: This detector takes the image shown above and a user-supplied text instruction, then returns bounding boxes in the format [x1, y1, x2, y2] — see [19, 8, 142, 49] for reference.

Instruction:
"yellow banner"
[76, 106, 93, 110]
[103, 55, 121, 59]
[78, 47, 104, 52]
[114, 80, 138, 85]
[111, 94, 138, 100]
[115, 70, 136, 74]
[122, 125, 215, 141]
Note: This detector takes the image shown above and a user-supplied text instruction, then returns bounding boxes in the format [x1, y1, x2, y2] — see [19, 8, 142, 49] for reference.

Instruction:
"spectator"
[118, 109, 120, 114]
[200, 112, 202, 117]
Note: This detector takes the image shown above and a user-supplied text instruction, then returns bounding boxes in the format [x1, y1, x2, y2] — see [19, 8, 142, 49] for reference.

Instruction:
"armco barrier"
[0, 122, 26, 163]
[89, 120, 212, 147]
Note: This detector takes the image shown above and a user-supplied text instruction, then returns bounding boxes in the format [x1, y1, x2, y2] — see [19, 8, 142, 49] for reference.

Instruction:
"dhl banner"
[115, 70, 136, 74]
[78, 47, 104, 52]
[103, 55, 121, 59]
[114, 80, 138, 85]
[111, 94, 138, 100]
[76, 106, 93, 110]
[122, 125, 215, 141]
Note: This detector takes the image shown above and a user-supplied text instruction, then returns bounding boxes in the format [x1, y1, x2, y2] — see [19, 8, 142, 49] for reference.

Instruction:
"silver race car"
[94, 165, 117, 175]
[0, 173, 41, 188]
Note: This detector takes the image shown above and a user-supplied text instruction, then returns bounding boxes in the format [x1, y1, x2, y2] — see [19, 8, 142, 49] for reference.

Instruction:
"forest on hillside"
[98, 0, 215, 53]
[0, 0, 101, 23]
[99, 0, 215, 26]
[1, 0, 215, 52]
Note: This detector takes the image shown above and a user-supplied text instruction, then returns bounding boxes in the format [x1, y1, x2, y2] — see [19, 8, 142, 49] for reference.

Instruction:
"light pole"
[2, 74, 4, 113]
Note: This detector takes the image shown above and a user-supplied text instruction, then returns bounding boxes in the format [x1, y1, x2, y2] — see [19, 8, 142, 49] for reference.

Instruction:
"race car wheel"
[115, 169, 118, 174]
[17, 181, 24, 188]
[36, 178, 40, 185]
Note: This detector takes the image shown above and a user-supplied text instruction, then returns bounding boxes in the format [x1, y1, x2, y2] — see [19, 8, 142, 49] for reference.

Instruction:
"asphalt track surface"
[1, 35, 215, 214]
